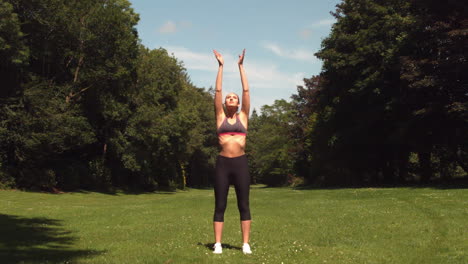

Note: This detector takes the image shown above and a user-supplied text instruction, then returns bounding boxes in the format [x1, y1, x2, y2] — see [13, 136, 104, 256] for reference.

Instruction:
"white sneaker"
[242, 243, 252, 254]
[213, 243, 222, 254]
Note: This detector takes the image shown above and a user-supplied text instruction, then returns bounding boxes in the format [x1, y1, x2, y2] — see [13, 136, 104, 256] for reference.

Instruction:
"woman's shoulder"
[238, 111, 249, 119]
[237, 112, 248, 127]
[216, 112, 226, 126]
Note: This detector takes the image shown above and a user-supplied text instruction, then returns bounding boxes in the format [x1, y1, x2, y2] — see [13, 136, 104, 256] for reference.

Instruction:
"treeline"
[247, 0, 467, 186]
[0, 0, 217, 191]
[1, 0, 466, 191]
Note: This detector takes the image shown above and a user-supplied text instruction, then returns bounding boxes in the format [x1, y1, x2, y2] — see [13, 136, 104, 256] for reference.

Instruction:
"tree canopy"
[288, 0, 467, 185]
[0, 0, 217, 191]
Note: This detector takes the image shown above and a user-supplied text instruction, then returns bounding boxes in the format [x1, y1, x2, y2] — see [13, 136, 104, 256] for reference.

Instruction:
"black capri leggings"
[213, 155, 251, 222]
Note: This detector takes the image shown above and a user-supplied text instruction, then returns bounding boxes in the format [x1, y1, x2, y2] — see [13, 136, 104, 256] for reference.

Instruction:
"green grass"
[1, 186, 467, 264]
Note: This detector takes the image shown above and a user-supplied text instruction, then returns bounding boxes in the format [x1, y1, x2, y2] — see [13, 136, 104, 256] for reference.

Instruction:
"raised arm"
[213, 50, 225, 123]
[238, 49, 250, 116]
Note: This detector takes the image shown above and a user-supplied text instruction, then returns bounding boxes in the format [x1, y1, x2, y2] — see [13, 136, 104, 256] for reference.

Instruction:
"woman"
[212, 49, 252, 254]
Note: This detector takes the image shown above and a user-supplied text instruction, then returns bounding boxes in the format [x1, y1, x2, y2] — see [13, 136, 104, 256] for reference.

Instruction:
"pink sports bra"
[217, 115, 247, 136]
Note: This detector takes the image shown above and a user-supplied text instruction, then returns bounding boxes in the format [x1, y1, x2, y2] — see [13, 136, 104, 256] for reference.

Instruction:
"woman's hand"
[238, 49, 246, 65]
[213, 50, 224, 66]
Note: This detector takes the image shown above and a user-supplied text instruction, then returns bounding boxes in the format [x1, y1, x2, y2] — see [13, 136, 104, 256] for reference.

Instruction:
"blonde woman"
[212, 49, 252, 254]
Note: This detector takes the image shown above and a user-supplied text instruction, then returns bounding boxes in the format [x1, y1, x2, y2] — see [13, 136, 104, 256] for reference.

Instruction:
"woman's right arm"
[213, 50, 224, 123]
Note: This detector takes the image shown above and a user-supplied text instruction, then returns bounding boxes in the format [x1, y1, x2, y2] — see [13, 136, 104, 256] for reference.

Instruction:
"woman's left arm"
[238, 49, 250, 117]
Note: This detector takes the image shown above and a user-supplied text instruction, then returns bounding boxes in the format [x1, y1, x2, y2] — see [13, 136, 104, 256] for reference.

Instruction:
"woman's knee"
[237, 199, 250, 218]
[239, 207, 251, 221]
[214, 203, 227, 222]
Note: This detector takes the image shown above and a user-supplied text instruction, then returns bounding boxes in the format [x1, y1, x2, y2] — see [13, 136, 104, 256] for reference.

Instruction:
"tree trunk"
[418, 147, 432, 183]
[398, 147, 409, 183]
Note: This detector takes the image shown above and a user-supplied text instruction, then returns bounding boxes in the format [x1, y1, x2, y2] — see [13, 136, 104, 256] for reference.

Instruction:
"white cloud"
[243, 62, 303, 89]
[158, 20, 192, 34]
[311, 18, 336, 27]
[297, 18, 335, 40]
[165, 46, 213, 71]
[161, 46, 308, 111]
[165, 46, 239, 73]
[299, 29, 312, 39]
[179, 21, 192, 29]
[262, 43, 318, 62]
[159, 21, 177, 33]
[225, 63, 306, 112]
[164, 46, 305, 89]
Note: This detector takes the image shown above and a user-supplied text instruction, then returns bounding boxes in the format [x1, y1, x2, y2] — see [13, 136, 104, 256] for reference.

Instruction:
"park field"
[0, 186, 467, 264]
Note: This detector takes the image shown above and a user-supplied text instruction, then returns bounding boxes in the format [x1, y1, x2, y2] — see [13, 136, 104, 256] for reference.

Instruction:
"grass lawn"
[0, 185, 467, 263]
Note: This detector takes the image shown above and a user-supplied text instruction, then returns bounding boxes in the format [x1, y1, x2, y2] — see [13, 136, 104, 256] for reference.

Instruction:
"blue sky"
[130, 0, 341, 112]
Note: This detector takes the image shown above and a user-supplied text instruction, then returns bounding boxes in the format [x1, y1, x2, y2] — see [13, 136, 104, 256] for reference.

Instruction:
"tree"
[290, 76, 322, 182]
[308, 0, 415, 185]
[293, 0, 467, 186]
[247, 99, 296, 186]
[399, 0, 467, 182]
[0, 0, 140, 190]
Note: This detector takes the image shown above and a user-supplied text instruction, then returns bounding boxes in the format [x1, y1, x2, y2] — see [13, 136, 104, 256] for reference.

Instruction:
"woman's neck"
[226, 108, 237, 118]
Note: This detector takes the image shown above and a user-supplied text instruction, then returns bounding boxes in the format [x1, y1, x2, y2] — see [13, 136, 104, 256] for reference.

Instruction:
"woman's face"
[225, 93, 240, 108]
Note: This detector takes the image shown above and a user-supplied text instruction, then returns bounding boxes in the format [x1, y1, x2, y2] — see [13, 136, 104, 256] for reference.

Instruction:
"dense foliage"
[288, 0, 467, 185]
[247, 101, 296, 186]
[0, 0, 217, 190]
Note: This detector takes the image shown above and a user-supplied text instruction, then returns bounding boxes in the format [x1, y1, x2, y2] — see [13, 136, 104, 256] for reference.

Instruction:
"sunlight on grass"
[1, 187, 467, 263]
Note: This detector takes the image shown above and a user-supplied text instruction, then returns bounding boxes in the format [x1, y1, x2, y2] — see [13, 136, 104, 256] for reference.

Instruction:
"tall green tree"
[295, 0, 466, 185]
[179, 86, 218, 188]
[118, 46, 188, 190]
[399, 0, 467, 182]
[247, 99, 296, 186]
[0, 0, 140, 190]
[0, 1, 29, 187]
[0, 1, 28, 96]
[310, 0, 415, 185]
[115, 47, 218, 190]
[290, 76, 322, 182]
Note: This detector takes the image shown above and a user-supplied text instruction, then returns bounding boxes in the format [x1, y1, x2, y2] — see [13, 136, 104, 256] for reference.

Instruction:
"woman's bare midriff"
[218, 134, 246, 157]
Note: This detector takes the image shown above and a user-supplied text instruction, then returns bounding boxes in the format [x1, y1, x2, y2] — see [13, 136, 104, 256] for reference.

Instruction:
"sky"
[130, 0, 341, 112]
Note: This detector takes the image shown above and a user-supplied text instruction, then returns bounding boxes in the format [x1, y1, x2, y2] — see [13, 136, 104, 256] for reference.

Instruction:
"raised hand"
[238, 49, 246, 65]
[213, 50, 224, 66]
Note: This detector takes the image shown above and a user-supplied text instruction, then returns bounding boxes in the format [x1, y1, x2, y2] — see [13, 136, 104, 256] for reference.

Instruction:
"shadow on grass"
[198, 242, 242, 251]
[0, 214, 103, 263]
[291, 178, 468, 190]
[65, 188, 177, 196]
[187, 186, 213, 190]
